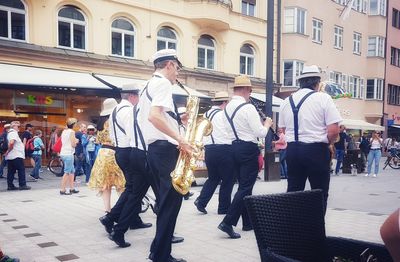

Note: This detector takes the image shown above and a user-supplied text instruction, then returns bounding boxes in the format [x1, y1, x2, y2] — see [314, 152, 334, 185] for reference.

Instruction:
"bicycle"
[48, 155, 64, 177]
[383, 149, 400, 170]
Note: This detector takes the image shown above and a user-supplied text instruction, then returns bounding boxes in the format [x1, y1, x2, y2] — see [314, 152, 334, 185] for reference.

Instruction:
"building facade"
[0, 0, 271, 162]
[385, 0, 400, 137]
[280, 0, 387, 132]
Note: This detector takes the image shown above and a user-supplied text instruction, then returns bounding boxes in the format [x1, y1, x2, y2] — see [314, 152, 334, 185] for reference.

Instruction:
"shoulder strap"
[111, 105, 130, 147]
[289, 91, 316, 142]
[206, 109, 221, 144]
[224, 102, 250, 141]
[134, 107, 147, 153]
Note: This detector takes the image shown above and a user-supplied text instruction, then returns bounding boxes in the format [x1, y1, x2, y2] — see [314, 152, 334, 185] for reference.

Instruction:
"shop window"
[111, 18, 135, 57]
[240, 44, 255, 76]
[58, 6, 87, 50]
[198, 35, 215, 70]
[0, 0, 26, 41]
[157, 27, 177, 51]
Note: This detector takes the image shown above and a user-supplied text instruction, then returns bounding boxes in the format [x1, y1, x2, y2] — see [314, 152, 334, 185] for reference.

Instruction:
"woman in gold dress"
[88, 98, 125, 212]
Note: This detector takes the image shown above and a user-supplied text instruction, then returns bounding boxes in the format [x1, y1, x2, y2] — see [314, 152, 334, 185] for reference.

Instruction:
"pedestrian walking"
[74, 123, 87, 177]
[218, 75, 273, 239]
[88, 98, 125, 212]
[195, 91, 235, 215]
[365, 131, 383, 177]
[59, 118, 79, 195]
[334, 125, 348, 175]
[279, 65, 341, 214]
[359, 131, 370, 173]
[29, 130, 45, 180]
[21, 123, 35, 168]
[0, 124, 11, 179]
[273, 128, 288, 179]
[100, 85, 152, 249]
[3, 121, 31, 191]
[138, 49, 191, 262]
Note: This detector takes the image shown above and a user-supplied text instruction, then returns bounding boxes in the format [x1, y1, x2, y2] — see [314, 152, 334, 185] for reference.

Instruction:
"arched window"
[240, 44, 255, 75]
[111, 18, 135, 57]
[0, 0, 26, 41]
[157, 27, 177, 51]
[198, 35, 215, 70]
[58, 6, 86, 50]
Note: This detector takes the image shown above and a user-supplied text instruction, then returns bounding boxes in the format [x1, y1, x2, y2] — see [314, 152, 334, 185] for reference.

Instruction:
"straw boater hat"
[233, 75, 252, 88]
[212, 91, 229, 102]
[100, 98, 118, 116]
[87, 125, 95, 130]
[152, 49, 183, 68]
[66, 118, 77, 126]
[4, 123, 11, 129]
[120, 83, 141, 94]
[297, 65, 324, 80]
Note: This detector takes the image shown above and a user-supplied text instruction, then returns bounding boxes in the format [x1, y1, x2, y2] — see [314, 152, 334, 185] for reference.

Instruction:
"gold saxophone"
[171, 80, 213, 195]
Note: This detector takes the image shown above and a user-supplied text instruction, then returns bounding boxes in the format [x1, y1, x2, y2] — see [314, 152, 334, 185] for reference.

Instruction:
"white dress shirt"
[204, 106, 232, 145]
[109, 99, 137, 149]
[278, 88, 342, 143]
[224, 96, 269, 143]
[137, 72, 180, 146]
[6, 129, 25, 160]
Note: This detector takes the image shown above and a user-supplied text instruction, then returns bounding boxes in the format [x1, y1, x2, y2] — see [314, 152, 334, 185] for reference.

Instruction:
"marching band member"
[218, 75, 273, 239]
[100, 85, 152, 248]
[195, 91, 236, 215]
[138, 49, 191, 262]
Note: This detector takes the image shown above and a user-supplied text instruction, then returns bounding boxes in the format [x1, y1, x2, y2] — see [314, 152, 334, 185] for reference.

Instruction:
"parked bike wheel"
[141, 195, 150, 213]
[388, 156, 400, 169]
[48, 157, 64, 177]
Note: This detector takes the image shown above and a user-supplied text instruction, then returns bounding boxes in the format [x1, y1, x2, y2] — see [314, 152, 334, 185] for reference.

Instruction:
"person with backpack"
[0, 124, 10, 179]
[29, 130, 45, 180]
[3, 121, 31, 191]
[21, 123, 35, 168]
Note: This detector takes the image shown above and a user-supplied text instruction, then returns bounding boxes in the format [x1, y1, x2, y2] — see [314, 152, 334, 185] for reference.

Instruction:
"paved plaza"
[0, 160, 399, 262]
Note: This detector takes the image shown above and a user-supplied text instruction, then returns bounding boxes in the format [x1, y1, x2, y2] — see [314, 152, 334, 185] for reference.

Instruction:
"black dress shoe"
[242, 225, 253, 231]
[194, 199, 207, 214]
[60, 191, 72, 195]
[168, 256, 187, 262]
[19, 185, 31, 190]
[70, 189, 79, 194]
[99, 214, 114, 234]
[171, 235, 184, 244]
[108, 231, 131, 248]
[7, 186, 19, 191]
[218, 222, 241, 239]
[183, 191, 194, 200]
[129, 222, 152, 230]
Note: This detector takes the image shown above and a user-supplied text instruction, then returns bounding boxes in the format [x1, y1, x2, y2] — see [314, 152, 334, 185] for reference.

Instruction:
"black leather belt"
[149, 140, 173, 147]
[102, 144, 116, 150]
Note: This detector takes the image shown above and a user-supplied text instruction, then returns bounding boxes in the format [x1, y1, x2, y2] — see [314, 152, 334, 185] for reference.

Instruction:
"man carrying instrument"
[195, 91, 235, 215]
[100, 85, 152, 248]
[279, 65, 341, 214]
[138, 49, 191, 262]
[218, 75, 273, 239]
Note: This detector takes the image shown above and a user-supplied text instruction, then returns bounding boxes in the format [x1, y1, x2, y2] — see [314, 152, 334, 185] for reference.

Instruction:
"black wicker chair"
[244, 190, 392, 262]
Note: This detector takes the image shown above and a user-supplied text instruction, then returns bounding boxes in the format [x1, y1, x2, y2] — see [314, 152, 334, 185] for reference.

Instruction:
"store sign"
[15, 95, 64, 108]
[27, 95, 53, 105]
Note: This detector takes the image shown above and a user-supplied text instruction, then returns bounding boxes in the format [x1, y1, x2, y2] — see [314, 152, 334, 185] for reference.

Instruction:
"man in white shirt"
[138, 49, 191, 262]
[100, 85, 152, 248]
[3, 121, 31, 191]
[218, 75, 273, 239]
[195, 91, 235, 215]
[279, 65, 341, 213]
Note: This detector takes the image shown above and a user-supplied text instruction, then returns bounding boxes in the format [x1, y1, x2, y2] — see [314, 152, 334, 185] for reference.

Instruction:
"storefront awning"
[0, 63, 111, 90]
[94, 74, 210, 98]
[341, 119, 385, 131]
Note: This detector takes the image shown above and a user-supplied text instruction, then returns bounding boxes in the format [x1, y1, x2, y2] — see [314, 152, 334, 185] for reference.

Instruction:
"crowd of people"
[0, 50, 399, 262]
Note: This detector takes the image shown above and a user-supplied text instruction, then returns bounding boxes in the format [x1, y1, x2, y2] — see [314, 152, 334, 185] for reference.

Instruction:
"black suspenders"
[224, 102, 250, 141]
[289, 91, 316, 142]
[133, 107, 147, 153]
[111, 105, 130, 147]
[141, 75, 182, 125]
[205, 108, 221, 144]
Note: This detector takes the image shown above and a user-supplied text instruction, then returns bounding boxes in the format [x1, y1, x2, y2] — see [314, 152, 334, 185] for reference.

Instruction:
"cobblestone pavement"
[0, 159, 398, 262]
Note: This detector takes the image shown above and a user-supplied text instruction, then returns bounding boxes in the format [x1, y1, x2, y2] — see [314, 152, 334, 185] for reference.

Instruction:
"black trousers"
[7, 157, 27, 188]
[223, 141, 259, 228]
[198, 144, 235, 213]
[286, 142, 331, 214]
[109, 148, 150, 235]
[148, 141, 181, 262]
